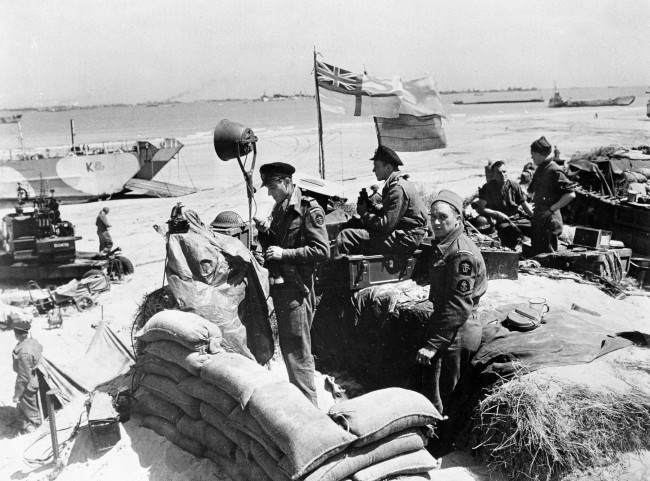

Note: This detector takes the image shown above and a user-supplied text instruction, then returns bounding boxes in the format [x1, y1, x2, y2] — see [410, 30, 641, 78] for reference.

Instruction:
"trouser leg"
[335, 228, 371, 256]
[18, 389, 42, 427]
[272, 287, 318, 406]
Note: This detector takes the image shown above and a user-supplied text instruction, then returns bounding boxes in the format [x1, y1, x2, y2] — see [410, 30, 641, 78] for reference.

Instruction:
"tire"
[75, 296, 94, 311]
[83, 269, 104, 278]
[116, 255, 134, 275]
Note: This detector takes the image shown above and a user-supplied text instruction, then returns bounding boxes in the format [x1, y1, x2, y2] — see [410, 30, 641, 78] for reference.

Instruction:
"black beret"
[530, 136, 552, 156]
[370, 145, 403, 167]
[259, 162, 295, 186]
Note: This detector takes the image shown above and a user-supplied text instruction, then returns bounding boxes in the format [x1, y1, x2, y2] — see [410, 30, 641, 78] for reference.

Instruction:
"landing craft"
[0, 119, 196, 203]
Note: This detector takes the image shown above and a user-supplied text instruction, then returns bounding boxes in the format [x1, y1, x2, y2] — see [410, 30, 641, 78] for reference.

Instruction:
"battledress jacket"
[362, 172, 428, 236]
[258, 188, 330, 293]
[427, 226, 487, 351]
[13, 337, 42, 400]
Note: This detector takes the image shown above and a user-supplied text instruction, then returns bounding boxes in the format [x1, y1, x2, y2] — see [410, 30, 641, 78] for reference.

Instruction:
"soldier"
[416, 190, 487, 427]
[335, 146, 428, 257]
[368, 184, 382, 211]
[96, 206, 113, 252]
[12, 318, 43, 433]
[472, 160, 534, 248]
[254, 162, 329, 405]
[528, 136, 576, 256]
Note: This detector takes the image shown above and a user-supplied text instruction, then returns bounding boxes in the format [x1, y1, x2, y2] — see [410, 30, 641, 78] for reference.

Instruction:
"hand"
[495, 211, 510, 222]
[265, 246, 283, 261]
[13, 396, 19, 404]
[356, 200, 368, 216]
[416, 347, 437, 366]
[252, 249, 265, 266]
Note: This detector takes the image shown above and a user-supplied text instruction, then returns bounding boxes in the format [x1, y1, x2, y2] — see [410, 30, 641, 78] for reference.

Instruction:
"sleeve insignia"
[457, 279, 471, 293]
[459, 260, 472, 276]
[314, 212, 325, 226]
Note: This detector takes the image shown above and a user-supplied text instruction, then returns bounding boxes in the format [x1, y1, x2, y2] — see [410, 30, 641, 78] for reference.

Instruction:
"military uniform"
[13, 337, 43, 429]
[528, 160, 573, 255]
[336, 171, 428, 256]
[96, 210, 113, 251]
[477, 179, 531, 248]
[258, 187, 329, 405]
[424, 225, 487, 415]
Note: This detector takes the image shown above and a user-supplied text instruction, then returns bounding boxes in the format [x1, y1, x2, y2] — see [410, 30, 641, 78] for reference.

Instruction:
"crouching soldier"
[254, 162, 329, 406]
[335, 146, 428, 257]
[416, 190, 487, 450]
[12, 318, 43, 433]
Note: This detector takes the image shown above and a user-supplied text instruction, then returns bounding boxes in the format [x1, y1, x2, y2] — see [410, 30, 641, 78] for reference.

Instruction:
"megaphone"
[212, 119, 259, 250]
[213, 119, 258, 161]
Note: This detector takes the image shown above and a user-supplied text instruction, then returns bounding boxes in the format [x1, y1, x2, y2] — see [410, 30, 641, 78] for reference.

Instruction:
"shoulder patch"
[457, 279, 471, 293]
[314, 211, 325, 225]
[459, 260, 472, 276]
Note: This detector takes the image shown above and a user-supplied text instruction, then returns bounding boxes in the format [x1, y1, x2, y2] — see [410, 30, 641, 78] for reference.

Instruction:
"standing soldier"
[96, 206, 113, 252]
[416, 190, 487, 450]
[368, 184, 382, 211]
[528, 136, 575, 256]
[254, 162, 329, 406]
[12, 318, 43, 433]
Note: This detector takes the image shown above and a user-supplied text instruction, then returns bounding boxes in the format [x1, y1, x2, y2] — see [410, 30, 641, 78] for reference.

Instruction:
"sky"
[1, 0, 648, 108]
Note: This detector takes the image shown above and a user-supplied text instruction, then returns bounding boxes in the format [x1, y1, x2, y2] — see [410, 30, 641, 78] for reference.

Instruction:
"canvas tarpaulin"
[36, 322, 135, 405]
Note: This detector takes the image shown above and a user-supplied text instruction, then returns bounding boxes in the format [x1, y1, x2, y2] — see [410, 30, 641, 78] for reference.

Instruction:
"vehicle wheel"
[116, 255, 134, 275]
[75, 296, 94, 311]
[83, 269, 104, 278]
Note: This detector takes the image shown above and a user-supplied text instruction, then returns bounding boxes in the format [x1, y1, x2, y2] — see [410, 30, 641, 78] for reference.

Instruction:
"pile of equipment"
[132, 309, 443, 481]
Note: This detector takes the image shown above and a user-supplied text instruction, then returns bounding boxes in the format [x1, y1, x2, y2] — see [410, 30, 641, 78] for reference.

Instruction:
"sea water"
[0, 86, 647, 196]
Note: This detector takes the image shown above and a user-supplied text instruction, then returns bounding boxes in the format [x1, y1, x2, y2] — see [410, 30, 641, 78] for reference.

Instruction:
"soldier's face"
[494, 165, 507, 184]
[265, 178, 291, 203]
[372, 160, 391, 181]
[430, 202, 460, 239]
[531, 151, 547, 166]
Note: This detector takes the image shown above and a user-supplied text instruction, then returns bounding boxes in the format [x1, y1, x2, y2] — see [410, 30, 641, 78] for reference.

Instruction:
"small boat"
[453, 98, 544, 105]
[548, 89, 635, 108]
[0, 114, 22, 124]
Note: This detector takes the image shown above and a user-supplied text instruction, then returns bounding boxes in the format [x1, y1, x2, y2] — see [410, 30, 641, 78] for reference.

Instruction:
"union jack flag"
[316, 60, 364, 94]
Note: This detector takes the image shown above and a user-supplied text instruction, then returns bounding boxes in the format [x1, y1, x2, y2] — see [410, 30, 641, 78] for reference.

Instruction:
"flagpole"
[17, 120, 25, 159]
[313, 48, 326, 179]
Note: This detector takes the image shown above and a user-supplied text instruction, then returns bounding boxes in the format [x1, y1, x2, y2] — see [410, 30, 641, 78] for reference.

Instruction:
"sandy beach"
[1, 100, 649, 481]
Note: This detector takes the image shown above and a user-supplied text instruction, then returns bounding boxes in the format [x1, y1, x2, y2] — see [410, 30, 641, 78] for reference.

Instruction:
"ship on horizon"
[548, 88, 635, 108]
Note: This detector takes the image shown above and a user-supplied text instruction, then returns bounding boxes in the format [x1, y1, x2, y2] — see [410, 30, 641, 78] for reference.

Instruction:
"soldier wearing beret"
[254, 162, 329, 405]
[12, 318, 43, 433]
[528, 136, 575, 256]
[416, 190, 487, 428]
[335, 145, 428, 257]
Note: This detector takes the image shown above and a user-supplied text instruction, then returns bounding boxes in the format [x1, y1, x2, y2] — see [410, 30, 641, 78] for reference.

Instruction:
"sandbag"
[177, 377, 238, 414]
[136, 309, 223, 352]
[236, 447, 273, 481]
[328, 388, 442, 447]
[304, 430, 426, 481]
[227, 406, 284, 461]
[144, 340, 211, 376]
[250, 438, 292, 481]
[133, 388, 183, 424]
[176, 415, 207, 444]
[140, 374, 201, 419]
[248, 381, 357, 480]
[351, 448, 437, 481]
[141, 415, 205, 458]
[205, 450, 245, 481]
[204, 423, 237, 458]
[138, 354, 191, 384]
[200, 402, 242, 444]
[200, 352, 274, 408]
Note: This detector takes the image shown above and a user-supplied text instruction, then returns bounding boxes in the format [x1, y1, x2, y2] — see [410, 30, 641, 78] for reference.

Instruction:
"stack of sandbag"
[132, 309, 442, 481]
[304, 388, 442, 481]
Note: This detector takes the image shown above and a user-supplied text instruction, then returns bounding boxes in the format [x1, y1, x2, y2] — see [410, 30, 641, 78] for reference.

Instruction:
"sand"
[1, 102, 649, 480]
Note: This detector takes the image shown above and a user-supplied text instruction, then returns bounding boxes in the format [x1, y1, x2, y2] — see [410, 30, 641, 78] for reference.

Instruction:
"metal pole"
[17, 120, 25, 159]
[313, 48, 326, 179]
[69, 119, 75, 150]
[46, 390, 60, 464]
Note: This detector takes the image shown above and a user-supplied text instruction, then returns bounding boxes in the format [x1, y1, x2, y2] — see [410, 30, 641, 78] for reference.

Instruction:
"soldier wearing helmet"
[11, 317, 43, 433]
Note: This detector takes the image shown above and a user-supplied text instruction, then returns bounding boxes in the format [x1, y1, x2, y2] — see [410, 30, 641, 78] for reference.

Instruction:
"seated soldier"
[472, 160, 533, 249]
[335, 146, 428, 257]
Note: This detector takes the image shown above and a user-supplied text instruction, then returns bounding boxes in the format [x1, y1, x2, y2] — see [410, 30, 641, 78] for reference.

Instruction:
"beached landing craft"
[548, 89, 635, 108]
[0, 120, 196, 203]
